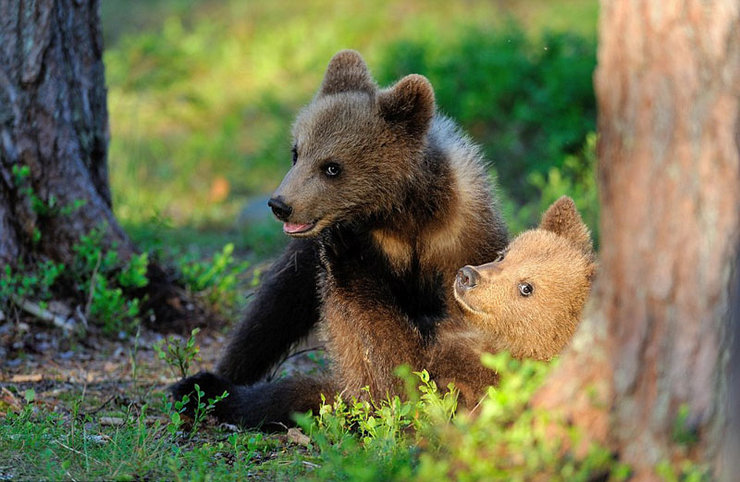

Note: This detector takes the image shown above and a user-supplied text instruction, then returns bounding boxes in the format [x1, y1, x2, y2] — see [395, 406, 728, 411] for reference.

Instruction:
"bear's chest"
[317, 230, 447, 338]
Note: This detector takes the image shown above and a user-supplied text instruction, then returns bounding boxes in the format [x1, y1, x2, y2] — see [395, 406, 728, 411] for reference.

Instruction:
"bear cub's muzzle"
[268, 196, 292, 222]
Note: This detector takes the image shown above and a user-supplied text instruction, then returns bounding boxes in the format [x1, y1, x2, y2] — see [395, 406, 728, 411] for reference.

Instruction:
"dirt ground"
[0, 317, 325, 413]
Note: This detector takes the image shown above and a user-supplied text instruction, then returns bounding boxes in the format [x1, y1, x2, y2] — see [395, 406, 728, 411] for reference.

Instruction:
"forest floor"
[0, 313, 325, 415]
[0, 307, 330, 480]
[1, 322, 223, 407]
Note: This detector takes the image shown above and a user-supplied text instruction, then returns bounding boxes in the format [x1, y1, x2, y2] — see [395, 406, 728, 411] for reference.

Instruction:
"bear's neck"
[370, 145, 458, 272]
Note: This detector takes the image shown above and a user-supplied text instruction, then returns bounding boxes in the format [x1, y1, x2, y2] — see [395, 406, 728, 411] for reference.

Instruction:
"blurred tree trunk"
[535, 1, 739, 479]
[0, 0, 203, 332]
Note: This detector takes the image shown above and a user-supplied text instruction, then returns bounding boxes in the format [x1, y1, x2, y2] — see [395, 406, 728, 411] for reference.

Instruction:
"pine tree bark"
[0, 0, 127, 264]
[535, 1, 739, 479]
[0, 0, 204, 332]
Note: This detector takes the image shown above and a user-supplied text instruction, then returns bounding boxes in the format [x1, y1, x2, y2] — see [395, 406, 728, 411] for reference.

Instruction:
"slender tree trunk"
[535, 1, 739, 479]
[0, 0, 205, 332]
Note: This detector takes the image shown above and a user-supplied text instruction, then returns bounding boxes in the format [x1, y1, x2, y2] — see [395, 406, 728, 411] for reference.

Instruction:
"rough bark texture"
[0, 0, 205, 332]
[597, 0, 739, 473]
[0, 0, 128, 264]
[536, 1, 740, 479]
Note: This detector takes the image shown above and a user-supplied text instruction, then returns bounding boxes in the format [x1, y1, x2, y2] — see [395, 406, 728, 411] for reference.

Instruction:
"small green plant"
[164, 385, 229, 437]
[0, 261, 65, 310]
[11, 164, 87, 221]
[118, 252, 150, 289]
[656, 459, 711, 482]
[305, 368, 458, 446]
[154, 328, 202, 379]
[293, 369, 458, 479]
[1, 224, 150, 336]
[72, 226, 150, 335]
[672, 403, 700, 446]
[178, 243, 250, 313]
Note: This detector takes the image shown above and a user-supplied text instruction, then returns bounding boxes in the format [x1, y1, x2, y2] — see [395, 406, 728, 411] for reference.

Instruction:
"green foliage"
[179, 385, 229, 436]
[119, 252, 150, 289]
[71, 227, 150, 335]
[86, 276, 142, 334]
[10, 164, 87, 224]
[303, 368, 457, 447]
[672, 403, 700, 446]
[154, 328, 203, 379]
[377, 27, 596, 202]
[294, 369, 456, 480]
[656, 459, 711, 482]
[0, 261, 65, 312]
[291, 353, 627, 480]
[503, 132, 599, 239]
[0, 226, 150, 336]
[177, 243, 251, 314]
[415, 354, 624, 481]
[0, 388, 255, 481]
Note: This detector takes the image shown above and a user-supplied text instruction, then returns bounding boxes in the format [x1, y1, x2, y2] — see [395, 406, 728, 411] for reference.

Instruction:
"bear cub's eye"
[323, 162, 342, 178]
[518, 282, 534, 297]
[291, 145, 298, 165]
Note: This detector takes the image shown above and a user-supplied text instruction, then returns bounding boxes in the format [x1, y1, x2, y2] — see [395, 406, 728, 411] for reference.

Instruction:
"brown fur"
[428, 197, 597, 406]
[173, 50, 508, 427]
[274, 50, 507, 399]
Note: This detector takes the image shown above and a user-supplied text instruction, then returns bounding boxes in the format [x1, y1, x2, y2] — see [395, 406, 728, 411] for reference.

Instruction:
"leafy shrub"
[71, 227, 150, 335]
[177, 243, 251, 314]
[0, 261, 65, 314]
[376, 26, 597, 234]
[154, 328, 203, 379]
[293, 352, 626, 480]
[0, 226, 151, 336]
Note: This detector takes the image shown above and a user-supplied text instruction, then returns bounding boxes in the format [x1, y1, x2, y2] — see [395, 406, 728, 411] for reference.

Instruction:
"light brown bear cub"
[428, 196, 596, 406]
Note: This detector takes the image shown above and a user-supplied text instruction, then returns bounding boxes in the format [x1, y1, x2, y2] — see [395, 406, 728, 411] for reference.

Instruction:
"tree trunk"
[726, 248, 740, 478]
[535, 1, 740, 479]
[0, 0, 129, 262]
[0, 0, 205, 332]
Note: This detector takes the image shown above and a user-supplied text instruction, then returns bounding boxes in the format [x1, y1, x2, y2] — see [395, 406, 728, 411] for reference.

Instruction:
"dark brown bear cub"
[427, 196, 597, 406]
[172, 50, 508, 428]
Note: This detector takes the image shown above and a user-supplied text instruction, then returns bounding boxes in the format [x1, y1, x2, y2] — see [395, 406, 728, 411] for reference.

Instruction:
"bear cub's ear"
[318, 50, 376, 97]
[540, 196, 593, 258]
[377, 74, 435, 137]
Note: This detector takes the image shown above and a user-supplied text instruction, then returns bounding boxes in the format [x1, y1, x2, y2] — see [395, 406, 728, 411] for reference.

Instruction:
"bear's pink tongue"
[283, 222, 314, 234]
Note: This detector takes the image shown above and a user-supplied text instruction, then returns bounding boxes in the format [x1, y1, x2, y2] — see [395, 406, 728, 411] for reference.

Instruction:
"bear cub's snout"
[457, 265, 480, 289]
[268, 196, 292, 221]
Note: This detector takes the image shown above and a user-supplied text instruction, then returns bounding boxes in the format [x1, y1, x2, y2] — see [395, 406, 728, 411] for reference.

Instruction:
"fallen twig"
[11, 295, 76, 332]
[83, 394, 117, 416]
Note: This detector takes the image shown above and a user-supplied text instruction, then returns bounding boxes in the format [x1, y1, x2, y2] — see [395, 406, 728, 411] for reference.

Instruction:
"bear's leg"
[425, 326, 499, 408]
[324, 286, 427, 399]
[216, 238, 321, 384]
[170, 371, 338, 429]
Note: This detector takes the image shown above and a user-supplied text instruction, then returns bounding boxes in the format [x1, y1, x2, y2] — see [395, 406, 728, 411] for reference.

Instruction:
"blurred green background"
[101, 0, 599, 259]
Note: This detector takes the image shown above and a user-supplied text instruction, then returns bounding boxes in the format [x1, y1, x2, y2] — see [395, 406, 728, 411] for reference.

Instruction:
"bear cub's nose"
[268, 197, 293, 221]
[457, 265, 480, 289]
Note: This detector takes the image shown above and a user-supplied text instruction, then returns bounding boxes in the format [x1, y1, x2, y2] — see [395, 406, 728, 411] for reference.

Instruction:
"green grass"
[0, 391, 295, 480]
[0, 353, 631, 481]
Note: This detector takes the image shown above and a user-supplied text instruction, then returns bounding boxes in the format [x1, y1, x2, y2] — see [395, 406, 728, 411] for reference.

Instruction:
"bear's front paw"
[169, 371, 234, 417]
